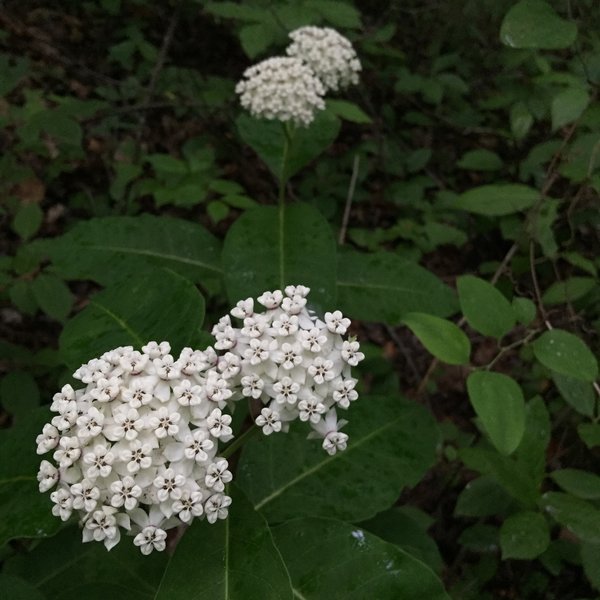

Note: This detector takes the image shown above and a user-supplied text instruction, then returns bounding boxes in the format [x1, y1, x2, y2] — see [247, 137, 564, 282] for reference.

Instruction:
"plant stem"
[221, 424, 259, 459]
[278, 123, 292, 206]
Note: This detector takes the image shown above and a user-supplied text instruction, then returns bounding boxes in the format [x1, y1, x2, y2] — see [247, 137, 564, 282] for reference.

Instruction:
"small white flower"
[173, 491, 204, 523]
[104, 407, 144, 442]
[110, 476, 143, 510]
[308, 357, 335, 385]
[121, 439, 154, 473]
[231, 297, 254, 319]
[90, 377, 121, 402]
[76, 406, 105, 440]
[53, 436, 81, 469]
[272, 314, 299, 337]
[341, 340, 364, 366]
[153, 468, 186, 502]
[133, 526, 167, 555]
[255, 408, 282, 435]
[332, 378, 358, 409]
[83, 444, 115, 479]
[205, 493, 232, 524]
[272, 377, 300, 405]
[207, 409, 233, 441]
[142, 341, 171, 358]
[241, 374, 264, 399]
[244, 338, 271, 365]
[298, 395, 327, 423]
[323, 431, 349, 455]
[205, 459, 233, 493]
[71, 479, 101, 513]
[299, 328, 328, 353]
[148, 407, 181, 439]
[36, 424, 60, 455]
[182, 430, 215, 463]
[273, 342, 303, 370]
[37, 460, 59, 492]
[324, 310, 351, 335]
[281, 295, 307, 315]
[257, 290, 283, 309]
[50, 487, 73, 521]
[173, 379, 203, 407]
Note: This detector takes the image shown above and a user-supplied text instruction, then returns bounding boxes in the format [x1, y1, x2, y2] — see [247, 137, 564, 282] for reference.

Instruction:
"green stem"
[221, 424, 260, 459]
[278, 122, 293, 206]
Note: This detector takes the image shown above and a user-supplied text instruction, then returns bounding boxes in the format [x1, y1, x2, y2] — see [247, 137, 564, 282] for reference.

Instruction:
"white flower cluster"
[36, 342, 234, 554]
[287, 26, 361, 92]
[235, 56, 326, 127]
[236, 26, 361, 126]
[212, 285, 364, 456]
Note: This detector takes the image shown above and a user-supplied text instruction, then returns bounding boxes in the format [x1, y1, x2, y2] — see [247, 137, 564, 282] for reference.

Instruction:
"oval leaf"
[551, 469, 600, 500]
[402, 313, 471, 365]
[541, 276, 596, 305]
[500, 0, 577, 50]
[542, 492, 600, 543]
[337, 249, 458, 322]
[222, 203, 337, 310]
[154, 486, 293, 599]
[31, 273, 74, 321]
[42, 215, 222, 285]
[238, 395, 438, 522]
[533, 329, 598, 382]
[60, 268, 205, 369]
[273, 518, 450, 600]
[552, 87, 590, 131]
[452, 184, 539, 216]
[467, 371, 526, 455]
[457, 275, 516, 338]
[500, 511, 550, 559]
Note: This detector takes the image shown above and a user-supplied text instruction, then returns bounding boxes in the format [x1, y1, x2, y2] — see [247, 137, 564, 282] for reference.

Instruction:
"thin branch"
[338, 154, 360, 245]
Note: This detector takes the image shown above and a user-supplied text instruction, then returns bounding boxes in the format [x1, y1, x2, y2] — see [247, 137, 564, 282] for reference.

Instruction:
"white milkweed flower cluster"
[287, 26, 361, 92]
[36, 342, 234, 554]
[235, 57, 326, 127]
[212, 285, 364, 456]
[236, 26, 361, 126]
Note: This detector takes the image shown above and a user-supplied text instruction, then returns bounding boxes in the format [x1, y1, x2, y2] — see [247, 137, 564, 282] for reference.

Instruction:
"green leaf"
[582, 542, 600, 592]
[238, 395, 438, 522]
[552, 372, 595, 417]
[222, 203, 337, 310]
[0, 575, 45, 600]
[533, 329, 598, 382]
[467, 372, 526, 455]
[457, 149, 503, 171]
[361, 507, 444, 574]
[541, 276, 596, 305]
[0, 370, 39, 417]
[326, 99, 372, 123]
[236, 111, 341, 183]
[510, 101, 533, 140]
[306, 0, 362, 28]
[452, 184, 539, 215]
[542, 492, 600, 543]
[512, 297, 536, 326]
[552, 87, 590, 131]
[0, 407, 62, 547]
[579, 423, 600, 449]
[59, 268, 205, 369]
[4, 525, 168, 600]
[272, 518, 450, 599]
[9, 280, 38, 315]
[42, 215, 222, 285]
[12, 204, 43, 240]
[146, 154, 188, 175]
[402, 313, 470, 365]
[551, 469, 600, 500]
[337, 249, 458, 322]
[455, 476, 516, 517]
[154, 486, 293, 599]
[500, 511, 550, 559]
[31, 273, 74, 321]
[500, 0, 577, 50]
[239, 23, 276, 58]
[457, 275, 516, 338]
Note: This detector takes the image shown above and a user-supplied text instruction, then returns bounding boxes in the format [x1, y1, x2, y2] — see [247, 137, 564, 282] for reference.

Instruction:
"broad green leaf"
[145, 153, 188, 175]
[500, 511, 550, 559]
[361, 507, 444, 574]
[579, 423, 600, 449]
[0, 407, 61, 547]
[552, 372, 595, 417]
[222, 203, 337, 310]
[541, 276, 596, 305]
[0, 370, 39, 417]
[306, 0, 362, 28]
[582, 542, 600, 592]
[12, 203, 43, 240]
[272, 518, 450, 600]
[452, 184, 539, 216]
[457, 149, 503, 171]
[510, 101, 533, 140]
[238, 395, 438, 522]
[4, 525, 168, 600]
[458, 523, 499, 553]
[239, 23, 275, 58]
[326, 99, 372, 123]
[402, 313, 470, 365]
[552, 87, 590, 130]
[154, 486, 292, 599]
[31, 273, 74, 321]
[467, 372, 526, 455]
[457, 275, 516, 338]
[9, 280, 37, 315]
[500, 0, 577, 50]
[455, 476, 516, 518]
[551, 469, 600, 500]
[42, 215, 222, 285]
[236, 111, 341, 183]
[533, 329, 598, 382]
[512, 297, 536, 326]
[60, 268, 205, 369]
[0, 575, 45, 600]
[337, 249, 458, 322]
[205, 2, 267, 22]
[542, 492, 600, 543]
